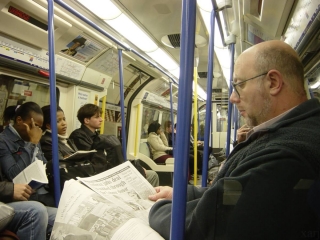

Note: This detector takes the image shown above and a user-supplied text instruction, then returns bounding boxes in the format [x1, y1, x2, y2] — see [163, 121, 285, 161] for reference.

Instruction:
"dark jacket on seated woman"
[40, 105, 95, 192]
[41, 130, 77, 161]
[40, 130, 95, 192]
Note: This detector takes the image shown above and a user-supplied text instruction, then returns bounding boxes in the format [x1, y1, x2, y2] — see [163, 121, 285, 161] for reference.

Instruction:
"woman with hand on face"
[147, 122, 173, 164]
[40, 105, 95, 192]
[0, 102, 55, 207]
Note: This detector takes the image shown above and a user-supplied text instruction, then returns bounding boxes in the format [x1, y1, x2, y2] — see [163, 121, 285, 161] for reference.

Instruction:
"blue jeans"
[6, 201, 57, 240]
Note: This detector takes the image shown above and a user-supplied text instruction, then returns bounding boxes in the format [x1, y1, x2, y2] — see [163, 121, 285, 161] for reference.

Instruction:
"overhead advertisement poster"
[60, 35, 104, 63]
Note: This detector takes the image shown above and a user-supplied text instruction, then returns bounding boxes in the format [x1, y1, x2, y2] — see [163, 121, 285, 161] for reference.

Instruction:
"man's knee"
[26, 201, 48, 223]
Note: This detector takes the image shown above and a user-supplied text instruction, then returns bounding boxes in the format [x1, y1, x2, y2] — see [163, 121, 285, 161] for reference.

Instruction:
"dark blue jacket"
[0, 126, 46, 181]
[149, 99, 320, 240]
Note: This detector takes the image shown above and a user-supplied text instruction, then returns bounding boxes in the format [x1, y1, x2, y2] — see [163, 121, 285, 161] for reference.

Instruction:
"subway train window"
[160, 111, 172, 130]
[0, 0, 319, 238]
[0, 75, 51, 131]
[216, 104, 228, 132]
[141, 106, 160, 138]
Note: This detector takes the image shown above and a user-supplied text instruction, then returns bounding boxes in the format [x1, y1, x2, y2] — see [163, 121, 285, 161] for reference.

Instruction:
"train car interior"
[0, 0, 319, 237]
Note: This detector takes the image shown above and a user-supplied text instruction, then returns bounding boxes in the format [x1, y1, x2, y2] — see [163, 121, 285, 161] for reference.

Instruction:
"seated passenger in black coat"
[40, 105, 95, 192]
[68, 104, 133, 171]
[148, 40, 319, 240]
[69, 104, 159, 187]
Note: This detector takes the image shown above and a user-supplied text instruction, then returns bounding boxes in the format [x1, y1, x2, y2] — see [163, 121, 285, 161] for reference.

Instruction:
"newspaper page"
[13, 159, 48, 188]
[63, 150, 97, 161]
[50, 161, 164, 240]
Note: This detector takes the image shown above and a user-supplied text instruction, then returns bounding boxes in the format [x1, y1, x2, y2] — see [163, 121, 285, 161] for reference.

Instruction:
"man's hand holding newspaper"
[50, 161, 164, 240]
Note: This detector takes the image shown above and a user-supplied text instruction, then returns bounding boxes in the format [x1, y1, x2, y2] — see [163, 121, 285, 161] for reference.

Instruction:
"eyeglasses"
[232, 72, 268, 97]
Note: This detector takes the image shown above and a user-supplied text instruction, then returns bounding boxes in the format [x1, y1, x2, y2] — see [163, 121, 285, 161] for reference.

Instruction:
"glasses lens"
[232, 84, 240, 97]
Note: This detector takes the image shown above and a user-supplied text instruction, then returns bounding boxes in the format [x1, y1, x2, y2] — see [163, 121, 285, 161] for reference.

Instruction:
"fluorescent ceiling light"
[219, 11, 229, 38]
[197, 0, 213, 12]
[199, 8, 224, 48]
[78, 0, 179, 81]
[310, 81, 320, 89]
[199, 7, 231, 88]
[105, 14, 158, 52]
[77, 0, 121, 19]
[146, 48, 179, 71]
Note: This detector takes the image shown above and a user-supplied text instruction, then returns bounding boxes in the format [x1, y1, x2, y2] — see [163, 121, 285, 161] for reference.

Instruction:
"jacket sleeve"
[149, 185, 209, 240]
[149, 148, 316, 240]
[148, 135, 172, 152]
[0, 181, 14, 203]
[40, 136, 64, 161]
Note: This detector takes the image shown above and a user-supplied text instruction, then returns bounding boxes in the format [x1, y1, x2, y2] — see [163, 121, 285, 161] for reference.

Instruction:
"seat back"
[146, 142, 154, 159]
[138, 142, 174, 172]
[139, 141, 151, 158]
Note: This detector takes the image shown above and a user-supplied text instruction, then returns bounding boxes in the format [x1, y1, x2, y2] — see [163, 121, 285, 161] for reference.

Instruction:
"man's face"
[229, 53, 271, 127]
[85, 113, 102, 130]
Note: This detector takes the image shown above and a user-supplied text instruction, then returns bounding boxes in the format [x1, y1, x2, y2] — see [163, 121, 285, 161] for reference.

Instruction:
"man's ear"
[84, 118, 90, 124]
[267, 70, 283, 96]
[46, 123, 51, 130]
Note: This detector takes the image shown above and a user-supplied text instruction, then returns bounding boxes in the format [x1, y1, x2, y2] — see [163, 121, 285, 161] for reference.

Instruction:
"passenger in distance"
[147, 121, 173, 164]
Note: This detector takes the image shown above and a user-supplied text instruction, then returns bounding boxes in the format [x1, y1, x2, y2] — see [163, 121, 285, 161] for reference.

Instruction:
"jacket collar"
[234, 99, 320, 150]
[80, 124, 99, 138]
[265, 98, 320, 131]
[3, 125, 24, 145]
[149, 132, 158, 137]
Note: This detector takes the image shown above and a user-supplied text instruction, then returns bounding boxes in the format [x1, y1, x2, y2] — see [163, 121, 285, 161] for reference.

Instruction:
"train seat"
[138, 142, 174, 172]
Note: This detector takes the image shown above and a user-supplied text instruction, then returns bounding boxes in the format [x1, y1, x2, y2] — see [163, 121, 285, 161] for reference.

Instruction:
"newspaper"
[63, 150, 97, 161]
[50, 161, 164, 240]
[13, 159, 48, 189]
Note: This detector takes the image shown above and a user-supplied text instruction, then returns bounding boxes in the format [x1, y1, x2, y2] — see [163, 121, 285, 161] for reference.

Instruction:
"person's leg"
[145, 170, 159, 187]
[6, 201, 48, 240]
[154, 155, 172, 164]
[46, 206, 57, 236]
[37, 193, 56, 208]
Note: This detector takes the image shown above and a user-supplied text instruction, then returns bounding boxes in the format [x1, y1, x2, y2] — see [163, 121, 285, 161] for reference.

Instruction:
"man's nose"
[229, 90, 240, 104]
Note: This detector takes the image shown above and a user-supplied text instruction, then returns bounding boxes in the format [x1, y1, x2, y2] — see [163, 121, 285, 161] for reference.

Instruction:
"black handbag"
[46, 160, 95, 193]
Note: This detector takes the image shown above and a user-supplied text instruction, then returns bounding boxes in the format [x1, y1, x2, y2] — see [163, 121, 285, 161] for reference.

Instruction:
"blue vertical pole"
[169, 82, 175, 151]
[170, 0, 196, 239]
[118, 48, 127, 161]
[225, 43, 235, 157]
[47, 0, 61, 206]
[201, 10, 215, 187]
